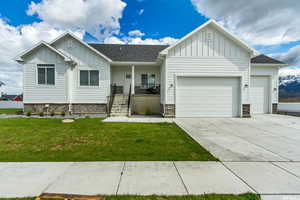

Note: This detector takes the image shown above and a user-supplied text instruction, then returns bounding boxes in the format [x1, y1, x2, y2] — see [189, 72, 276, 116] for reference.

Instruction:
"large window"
[80, 70, 99, 86]
[141, 74, 156, 88]
[37, 64, 55, 85]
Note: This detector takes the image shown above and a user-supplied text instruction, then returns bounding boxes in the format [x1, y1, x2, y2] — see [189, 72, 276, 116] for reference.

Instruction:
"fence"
[0, 101, 23, 109]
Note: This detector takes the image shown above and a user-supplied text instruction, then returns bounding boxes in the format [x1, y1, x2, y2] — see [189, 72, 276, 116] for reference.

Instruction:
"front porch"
[111, 65, 161, 95]
[109, 64, 162, 116]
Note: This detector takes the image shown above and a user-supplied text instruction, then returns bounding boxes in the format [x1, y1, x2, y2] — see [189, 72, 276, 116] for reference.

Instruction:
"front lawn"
[0, 108, 23, 115]
[1, 193, 260, 200]
[0, 118, 217, 162]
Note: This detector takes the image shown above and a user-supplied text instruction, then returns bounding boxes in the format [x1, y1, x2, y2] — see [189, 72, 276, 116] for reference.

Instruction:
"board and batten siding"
[251, 65, 279, 104]
[23, 46, 69, 103]
[53, 36, 110, 104]
[165, 24, 251, 105]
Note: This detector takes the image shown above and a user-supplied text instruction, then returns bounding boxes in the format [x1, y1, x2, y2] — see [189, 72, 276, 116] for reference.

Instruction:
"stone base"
[24, 103, 107, 115]
[272, 103, 278, 114]
[24, 104, 69, 114]
[163, 104, 175, 118]
[242, 104, 251, 118]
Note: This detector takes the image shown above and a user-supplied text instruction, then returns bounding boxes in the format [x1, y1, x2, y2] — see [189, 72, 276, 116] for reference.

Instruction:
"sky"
[0, 0, 300, 94]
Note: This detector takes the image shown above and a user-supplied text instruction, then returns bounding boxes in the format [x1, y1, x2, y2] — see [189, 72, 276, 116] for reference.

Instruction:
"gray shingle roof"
[251, 54, 285, 64]
[88, 44, 285, 65]
[88, 43, 169, 62]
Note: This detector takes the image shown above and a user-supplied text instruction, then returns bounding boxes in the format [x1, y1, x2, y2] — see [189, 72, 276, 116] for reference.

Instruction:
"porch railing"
[128, 84, 132, 117]
[108, 84, 117, 117]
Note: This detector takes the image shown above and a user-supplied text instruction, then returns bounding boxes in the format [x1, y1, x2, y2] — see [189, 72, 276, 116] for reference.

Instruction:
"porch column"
[131, 65, 135, 95]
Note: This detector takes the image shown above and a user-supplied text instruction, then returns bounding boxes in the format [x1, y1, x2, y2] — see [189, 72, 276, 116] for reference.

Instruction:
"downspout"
[67, 61, 76, 115]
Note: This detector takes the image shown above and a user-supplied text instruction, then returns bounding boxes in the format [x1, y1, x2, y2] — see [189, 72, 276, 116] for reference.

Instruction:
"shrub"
[39, 112, 44, 117]
[50, 111, 55, 117]
[61, 111, 65, 117]
[26, 111, 32, 117]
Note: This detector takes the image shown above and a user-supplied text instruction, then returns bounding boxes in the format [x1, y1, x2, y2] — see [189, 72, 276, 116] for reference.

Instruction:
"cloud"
[138, 9, 144, 15]
[279, 66, 300, 77]
[191, 0, 300, 46]
[0, 19, 83, 94]
[271, 45, 300, 66]
[128, 30, 145, 37]
[104, 36, 125, 44]
[27, 0, 127, 39]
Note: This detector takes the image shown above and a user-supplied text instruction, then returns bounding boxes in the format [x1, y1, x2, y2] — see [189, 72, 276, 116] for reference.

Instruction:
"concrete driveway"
[175, 114, 300, 162]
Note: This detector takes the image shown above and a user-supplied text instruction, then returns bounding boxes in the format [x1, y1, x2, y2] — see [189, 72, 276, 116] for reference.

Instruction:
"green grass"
[0, 108, 23, 115]
[0, 118, 217, 162]
[0, 193, 260, 200]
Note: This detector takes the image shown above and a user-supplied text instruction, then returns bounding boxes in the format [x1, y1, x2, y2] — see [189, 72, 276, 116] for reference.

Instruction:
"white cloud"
[271, 45, 300, 66]
[191, 0, 300, 46]
[27, 0, 126, 39]
[279, 67, 300, 77]
[138, 9, 144, 15]
[128, 30, 145, 37]
[104, 36, 125, 44]
[128, 37, 177, 45]
[0, 19, 83, 94]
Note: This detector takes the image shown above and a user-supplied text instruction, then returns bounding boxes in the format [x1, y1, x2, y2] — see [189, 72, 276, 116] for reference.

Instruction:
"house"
[15, 20, 287, 117]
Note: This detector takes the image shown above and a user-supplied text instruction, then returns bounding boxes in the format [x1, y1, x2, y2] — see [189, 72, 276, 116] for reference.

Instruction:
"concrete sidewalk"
[1, 162, 300, 200]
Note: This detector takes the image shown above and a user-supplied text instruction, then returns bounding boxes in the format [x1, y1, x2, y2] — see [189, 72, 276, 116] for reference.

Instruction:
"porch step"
[110, 94, 130, 117]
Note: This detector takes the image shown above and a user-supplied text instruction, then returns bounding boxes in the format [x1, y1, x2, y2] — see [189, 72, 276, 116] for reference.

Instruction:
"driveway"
[175, 114, 300, 162]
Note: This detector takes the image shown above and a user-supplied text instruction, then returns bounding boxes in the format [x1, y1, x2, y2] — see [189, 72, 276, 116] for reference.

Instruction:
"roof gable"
[50, 32, 112, 62]
[251, 54, 286, 65]
[161, 19, 255, 55]
[15, 41, 72, 63]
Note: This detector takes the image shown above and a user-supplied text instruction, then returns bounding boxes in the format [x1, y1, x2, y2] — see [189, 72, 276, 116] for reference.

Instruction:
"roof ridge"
[88, 43, 169, 46]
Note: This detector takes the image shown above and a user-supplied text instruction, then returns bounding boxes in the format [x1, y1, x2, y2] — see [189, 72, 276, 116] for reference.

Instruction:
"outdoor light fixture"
[244, 84, 249, 88]
[274, 88, 277, 91]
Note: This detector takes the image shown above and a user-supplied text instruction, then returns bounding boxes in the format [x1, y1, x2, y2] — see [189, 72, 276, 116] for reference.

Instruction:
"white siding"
[251, 66, 279, 104]
[53, 36, 110, 103]
[23, 46, 68, 103]
[165, 24, 251, 105]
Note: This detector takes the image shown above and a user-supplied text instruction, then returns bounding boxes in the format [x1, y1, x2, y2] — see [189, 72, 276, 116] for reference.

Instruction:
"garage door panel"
[250, 76, 270, 114]
[176, 77, 240, 117]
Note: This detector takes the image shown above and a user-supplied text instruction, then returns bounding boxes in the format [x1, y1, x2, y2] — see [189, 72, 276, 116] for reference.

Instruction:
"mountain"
[279, 75, 300, 100]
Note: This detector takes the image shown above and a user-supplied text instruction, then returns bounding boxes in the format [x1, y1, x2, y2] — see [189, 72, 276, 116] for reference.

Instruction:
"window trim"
[79, 69, 100, 87]
[36, 64, 56, 86]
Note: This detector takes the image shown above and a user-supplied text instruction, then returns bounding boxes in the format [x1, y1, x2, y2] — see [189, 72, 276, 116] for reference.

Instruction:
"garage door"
[176, 77, 240, 117]
[250, 76, 270, 114]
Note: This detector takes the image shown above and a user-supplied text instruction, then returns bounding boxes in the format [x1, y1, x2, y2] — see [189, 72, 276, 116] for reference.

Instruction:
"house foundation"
[24, 104, 107, 115]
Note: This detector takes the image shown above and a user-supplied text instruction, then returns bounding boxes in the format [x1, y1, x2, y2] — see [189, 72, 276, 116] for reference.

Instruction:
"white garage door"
[250, 76, 270, 114]
[176, 77, 240, 117]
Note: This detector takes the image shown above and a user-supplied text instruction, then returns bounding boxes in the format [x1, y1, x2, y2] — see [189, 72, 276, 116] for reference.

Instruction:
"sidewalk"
[1, 161, 300, 200]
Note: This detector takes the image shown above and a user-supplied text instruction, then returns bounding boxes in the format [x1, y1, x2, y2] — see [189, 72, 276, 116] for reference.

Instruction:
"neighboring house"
[15, 20, 287, 117]
[0, 94, 23, 101]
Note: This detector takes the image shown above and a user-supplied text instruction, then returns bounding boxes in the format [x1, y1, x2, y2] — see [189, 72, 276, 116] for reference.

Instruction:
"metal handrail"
[108, 84, 117, 117]
[127, 84, 132, 116]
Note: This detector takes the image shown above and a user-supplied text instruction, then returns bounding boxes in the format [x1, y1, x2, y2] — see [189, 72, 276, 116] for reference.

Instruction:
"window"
[80, 70, 99, 86]
[141, 74, 156, 89]
[37, 64, 55, 85]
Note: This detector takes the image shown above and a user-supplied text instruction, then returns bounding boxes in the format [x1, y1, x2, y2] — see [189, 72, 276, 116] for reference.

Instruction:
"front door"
[124, 73, 132, 94]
